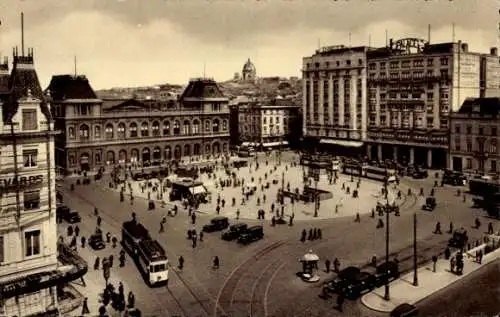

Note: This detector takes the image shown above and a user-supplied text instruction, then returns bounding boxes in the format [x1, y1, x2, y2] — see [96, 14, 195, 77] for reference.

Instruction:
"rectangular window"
[23, 149, 38, 167]
[455, 125, 460, 133]
[479, 127, 484, 135]
[25, 230, 41, 257]
[94, 126, 101, 138]
[466, 158, 472, 169]
[454, 138, 461, 151]
[492, 127, 497, 136]
[467, 142, 472, 152]
[24, 190, 40, 210]
[467, 125, 472, 134]
[22, 109, 38, 130]
[492, 160, 497, 172]
[0, 236, 3, 263]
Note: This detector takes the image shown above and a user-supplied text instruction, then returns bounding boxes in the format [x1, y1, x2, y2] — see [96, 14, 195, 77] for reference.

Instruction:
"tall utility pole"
[413, 212, 419, 286]
[383, 179, 391, 301]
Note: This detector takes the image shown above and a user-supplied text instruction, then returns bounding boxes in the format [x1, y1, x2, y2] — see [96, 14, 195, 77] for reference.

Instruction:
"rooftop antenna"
[452, 23, 455, 42]
[21, 12, 25, 56]
[203, 62, 206, 78]
[428, 24, 431, 43]
[74, 55, 77, 77]
[385, 29, 388, 47]
[348, 32, 352, 49]
[368, 34, 372, 47]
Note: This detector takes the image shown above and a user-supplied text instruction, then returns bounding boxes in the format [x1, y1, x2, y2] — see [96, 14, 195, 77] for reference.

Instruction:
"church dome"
[242, 58, 256, 73]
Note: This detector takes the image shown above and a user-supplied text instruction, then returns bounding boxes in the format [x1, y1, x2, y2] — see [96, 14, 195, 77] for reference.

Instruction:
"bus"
[342, 162, 363, 177]
[236, 145, 256, 158]
[121, 221, 169, 286]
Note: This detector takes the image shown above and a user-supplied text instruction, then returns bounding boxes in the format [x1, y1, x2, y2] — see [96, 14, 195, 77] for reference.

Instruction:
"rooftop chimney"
[491, 47, 498, 56]
[461, 43, 468, 52]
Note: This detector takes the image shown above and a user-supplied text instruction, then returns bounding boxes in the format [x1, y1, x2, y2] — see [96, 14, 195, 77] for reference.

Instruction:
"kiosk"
[299, 250, 320, 282]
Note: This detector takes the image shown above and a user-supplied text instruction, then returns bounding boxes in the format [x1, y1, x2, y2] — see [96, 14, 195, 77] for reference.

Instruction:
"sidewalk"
[361, 236, 500, 312]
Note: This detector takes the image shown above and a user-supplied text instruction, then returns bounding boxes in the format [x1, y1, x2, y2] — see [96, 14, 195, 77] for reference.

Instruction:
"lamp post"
[383, 179, 391, 301]
[413, 212, 418, 286]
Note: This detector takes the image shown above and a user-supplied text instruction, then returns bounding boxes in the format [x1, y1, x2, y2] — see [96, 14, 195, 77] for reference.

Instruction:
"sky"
[0, 0, 498, 89]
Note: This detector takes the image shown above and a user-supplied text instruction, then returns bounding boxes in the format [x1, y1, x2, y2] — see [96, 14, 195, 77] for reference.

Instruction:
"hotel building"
[50, 77, 230, 173]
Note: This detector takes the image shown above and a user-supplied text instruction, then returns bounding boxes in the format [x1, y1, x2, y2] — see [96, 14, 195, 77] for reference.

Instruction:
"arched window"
[117, 122, 126, 139]
[152, 121, 160, 137]
[184, 144, 191, 156]
[173, 121, 180, 135]
[183, 120, 191, 135]
[193, 144, 201, 155]
[213, 119, 220, 132]
[94, 125, 101, 138]
[174, 145, 181, 159]
[68, 127, 75, 139]
[79, 124, 89, 139]
[129, 122, 138, 137]
[222, 120, 228, 131]
[164, 146, 172, 160]
[222, 143, 228, 153]
[193, 120, 200, 134]
[205, 120, 211, 132]
[141, 122, 149, 137]
[105, 124, 114, 139]
[163, 121, 170, 135]
[491, 139, 497, 154]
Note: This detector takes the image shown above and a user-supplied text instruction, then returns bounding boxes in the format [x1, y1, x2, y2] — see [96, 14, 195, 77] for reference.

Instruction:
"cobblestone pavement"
[58, 153, 500, 317]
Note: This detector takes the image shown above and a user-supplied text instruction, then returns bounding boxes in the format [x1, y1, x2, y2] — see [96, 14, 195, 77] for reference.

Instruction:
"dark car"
[448, 229, 468, 248]
[343, 272, 376, 299]
[412, 169, 428, 179]
[88, 233, 106, 250]
[203, 217, 230, 233]
[132, 173, 146, 181]
[221, 223, 248, 241]
[390, 303, 419, 317]
[374, 261, 400, 287]
[421, 197, 436, 211]
[237, 225, 264, 244]
[56, 206, 81, 224]
[323, 266, 361, 294]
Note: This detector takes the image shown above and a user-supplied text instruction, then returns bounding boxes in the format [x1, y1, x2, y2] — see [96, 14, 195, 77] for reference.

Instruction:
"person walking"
[74, 225, 80, 237]
[432, 255, 438, 272]
[178, 256, 184, 270]
[81, 236, 86, 249]
[478, 249, 483, 264]
[475, 218, 481, 229]
[450, 256, 456, 273]
[213, 256, 220, 269]
[488, 222, 494, 234]
[199, 231, 204, 242]
[109, 255, 114, 268]
[300, 229, 306, 242]
[448, 222, 454, 234]
[325, 259, 331, 273]
[355, 213, 360, 223]
[94, 257, 100, 270]
[81, 297, 90, 315]
[97, 216, 102, 227]
[317, 228, 322, 240]
[336, 294, 345, 312]
[333, 258, 340, 273]
[434, 222, 442, 234]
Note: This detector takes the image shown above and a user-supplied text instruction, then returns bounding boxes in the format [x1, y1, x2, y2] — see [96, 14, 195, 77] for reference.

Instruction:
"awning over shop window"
[319, 139, 364, 147]
[263, 142, 282, 147]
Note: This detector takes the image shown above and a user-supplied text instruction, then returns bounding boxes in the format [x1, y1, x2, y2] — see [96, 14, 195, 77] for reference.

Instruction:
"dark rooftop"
[457, 97, 500, 116]
[180, 78, 226, 100]
[46, 75, 98, 101]
[312, 45, 369, 56]
[3, 51, 51, 123]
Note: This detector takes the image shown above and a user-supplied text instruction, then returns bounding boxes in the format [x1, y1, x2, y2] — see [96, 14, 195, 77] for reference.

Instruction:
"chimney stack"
[491, 47, 498, 56]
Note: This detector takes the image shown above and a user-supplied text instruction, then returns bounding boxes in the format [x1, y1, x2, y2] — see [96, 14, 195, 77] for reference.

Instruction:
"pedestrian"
[94, 207, 99, 216]
[336, 294, 345, 312]
[475, 218, 481, 229]
[200, 231, 204, 242]
[488, 222, 494, 234]
[271, 216, 276, 227]
[312, 228, 317, 240]
[450, 256, 456, 273]
[118, 282, 124, 296]
[236, 209, 240, 220]
[355, 213, 360, 223]
[119, 252, 125, 267]
[448, 222, 454, 234]
[81, 297, 90, 315]
[67, 225, 73, 237]
[97, 216, 102, 227]
[94, 257, 100, 270]
[300, 229, 306, 242]
[74, 225, 80, 237]
[191, 213, 196, 225]
[432, 255, 438, 272]
[377, 218, 384, 229]
[325, 259, 331, 273]
[216, 205, 220, 215]
[371, 255, 377, 267]
[192, 236, 197, 248]
[333, 258, 340, 272]
[109, 255, 114, 268]
[317, 228, 322, 240]
[478, 249, 483, 264]
[178, 256, 184, 270]
[81, 236, 86, 248]
[213, 256, 220, 269]
[159, 222, 165, 233]
[444, 247, 451, 260]
[106, 232, 111, 243]
[127, 291, 135, 308]
[434, 222, 442, 234]
[371, 208, 375, 218]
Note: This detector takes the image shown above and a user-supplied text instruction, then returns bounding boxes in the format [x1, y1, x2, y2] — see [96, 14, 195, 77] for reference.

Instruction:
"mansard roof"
[180, 78, 226, 100]
[46, 75, 99, 101]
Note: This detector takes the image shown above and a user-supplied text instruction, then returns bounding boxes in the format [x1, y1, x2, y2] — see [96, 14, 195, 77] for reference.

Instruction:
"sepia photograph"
[0, 0, 499, 316]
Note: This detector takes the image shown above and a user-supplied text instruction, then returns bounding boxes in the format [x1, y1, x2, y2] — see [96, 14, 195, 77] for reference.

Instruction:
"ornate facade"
[50, 77, 230, 173]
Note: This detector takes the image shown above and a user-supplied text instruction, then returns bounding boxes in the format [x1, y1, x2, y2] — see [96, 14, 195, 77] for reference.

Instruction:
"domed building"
[242, 58, 256, 82]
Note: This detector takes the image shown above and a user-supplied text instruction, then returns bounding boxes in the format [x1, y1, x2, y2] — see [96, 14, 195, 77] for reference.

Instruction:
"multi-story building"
[50, 76, 230, 173]
[366, 39, 485, 168]
[0, 48, 60, 316]
[302, 45, 369, 156]
[449, 97, 500, 175]
[480, 48, 500, 98]
[238, 98, 300, 149]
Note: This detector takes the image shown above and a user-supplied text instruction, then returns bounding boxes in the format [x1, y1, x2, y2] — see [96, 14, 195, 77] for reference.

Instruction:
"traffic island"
[361, 234, 500, 312]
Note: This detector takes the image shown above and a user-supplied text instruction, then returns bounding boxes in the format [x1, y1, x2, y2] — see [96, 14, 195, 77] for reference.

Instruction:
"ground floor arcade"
[366, 143, 447, 168]
[56, 137, 230, 173]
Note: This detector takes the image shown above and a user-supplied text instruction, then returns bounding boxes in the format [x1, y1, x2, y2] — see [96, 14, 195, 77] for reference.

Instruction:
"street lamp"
[383, 179, 392, 301]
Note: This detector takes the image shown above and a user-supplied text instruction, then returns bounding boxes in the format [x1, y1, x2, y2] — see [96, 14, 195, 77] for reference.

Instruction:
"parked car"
[323, 266, 361, 294]
[343, 272, 376, 299]
[390, 303, 419, 317]
[56, 206, 81, 223]
[412, 168, 428, 179]
[221, 223, 248, 241]
[448, 229, 468, 249]
[132, 173, 146, 181]
[421, 197, 436, 211]
[374, 261, 400, 287]
[203, 216, 230, 233]
[237, 225, 264, 244]
[88, 233, 105, 250]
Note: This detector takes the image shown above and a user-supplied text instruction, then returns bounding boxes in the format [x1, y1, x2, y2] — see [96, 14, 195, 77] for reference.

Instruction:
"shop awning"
[241, 142, 258, 147]
[263, 142, 282, 147]
[190, 185, 206, 195]
[319, 139, 364, 147]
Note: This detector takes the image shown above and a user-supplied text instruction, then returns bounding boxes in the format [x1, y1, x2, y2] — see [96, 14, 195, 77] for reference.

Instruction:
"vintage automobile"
[412, 168, 428, 179]
[56, 206, 81, 224]
[237, 225, 264, 245]
[390, 303, 419, 317]
[202, 216, 230, 233]
[422, 197, 437, 211]
[448, 228, 469, 249]
[374, 261, 400, 287]
[221, 223, 248, 241]
[323, 266, 361, 295]
[88, 233, 106, 250]
[343, 272, 376, 300]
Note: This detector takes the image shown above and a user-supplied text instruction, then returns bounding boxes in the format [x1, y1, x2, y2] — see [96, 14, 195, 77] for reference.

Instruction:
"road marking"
[263, 261, 286, 317]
